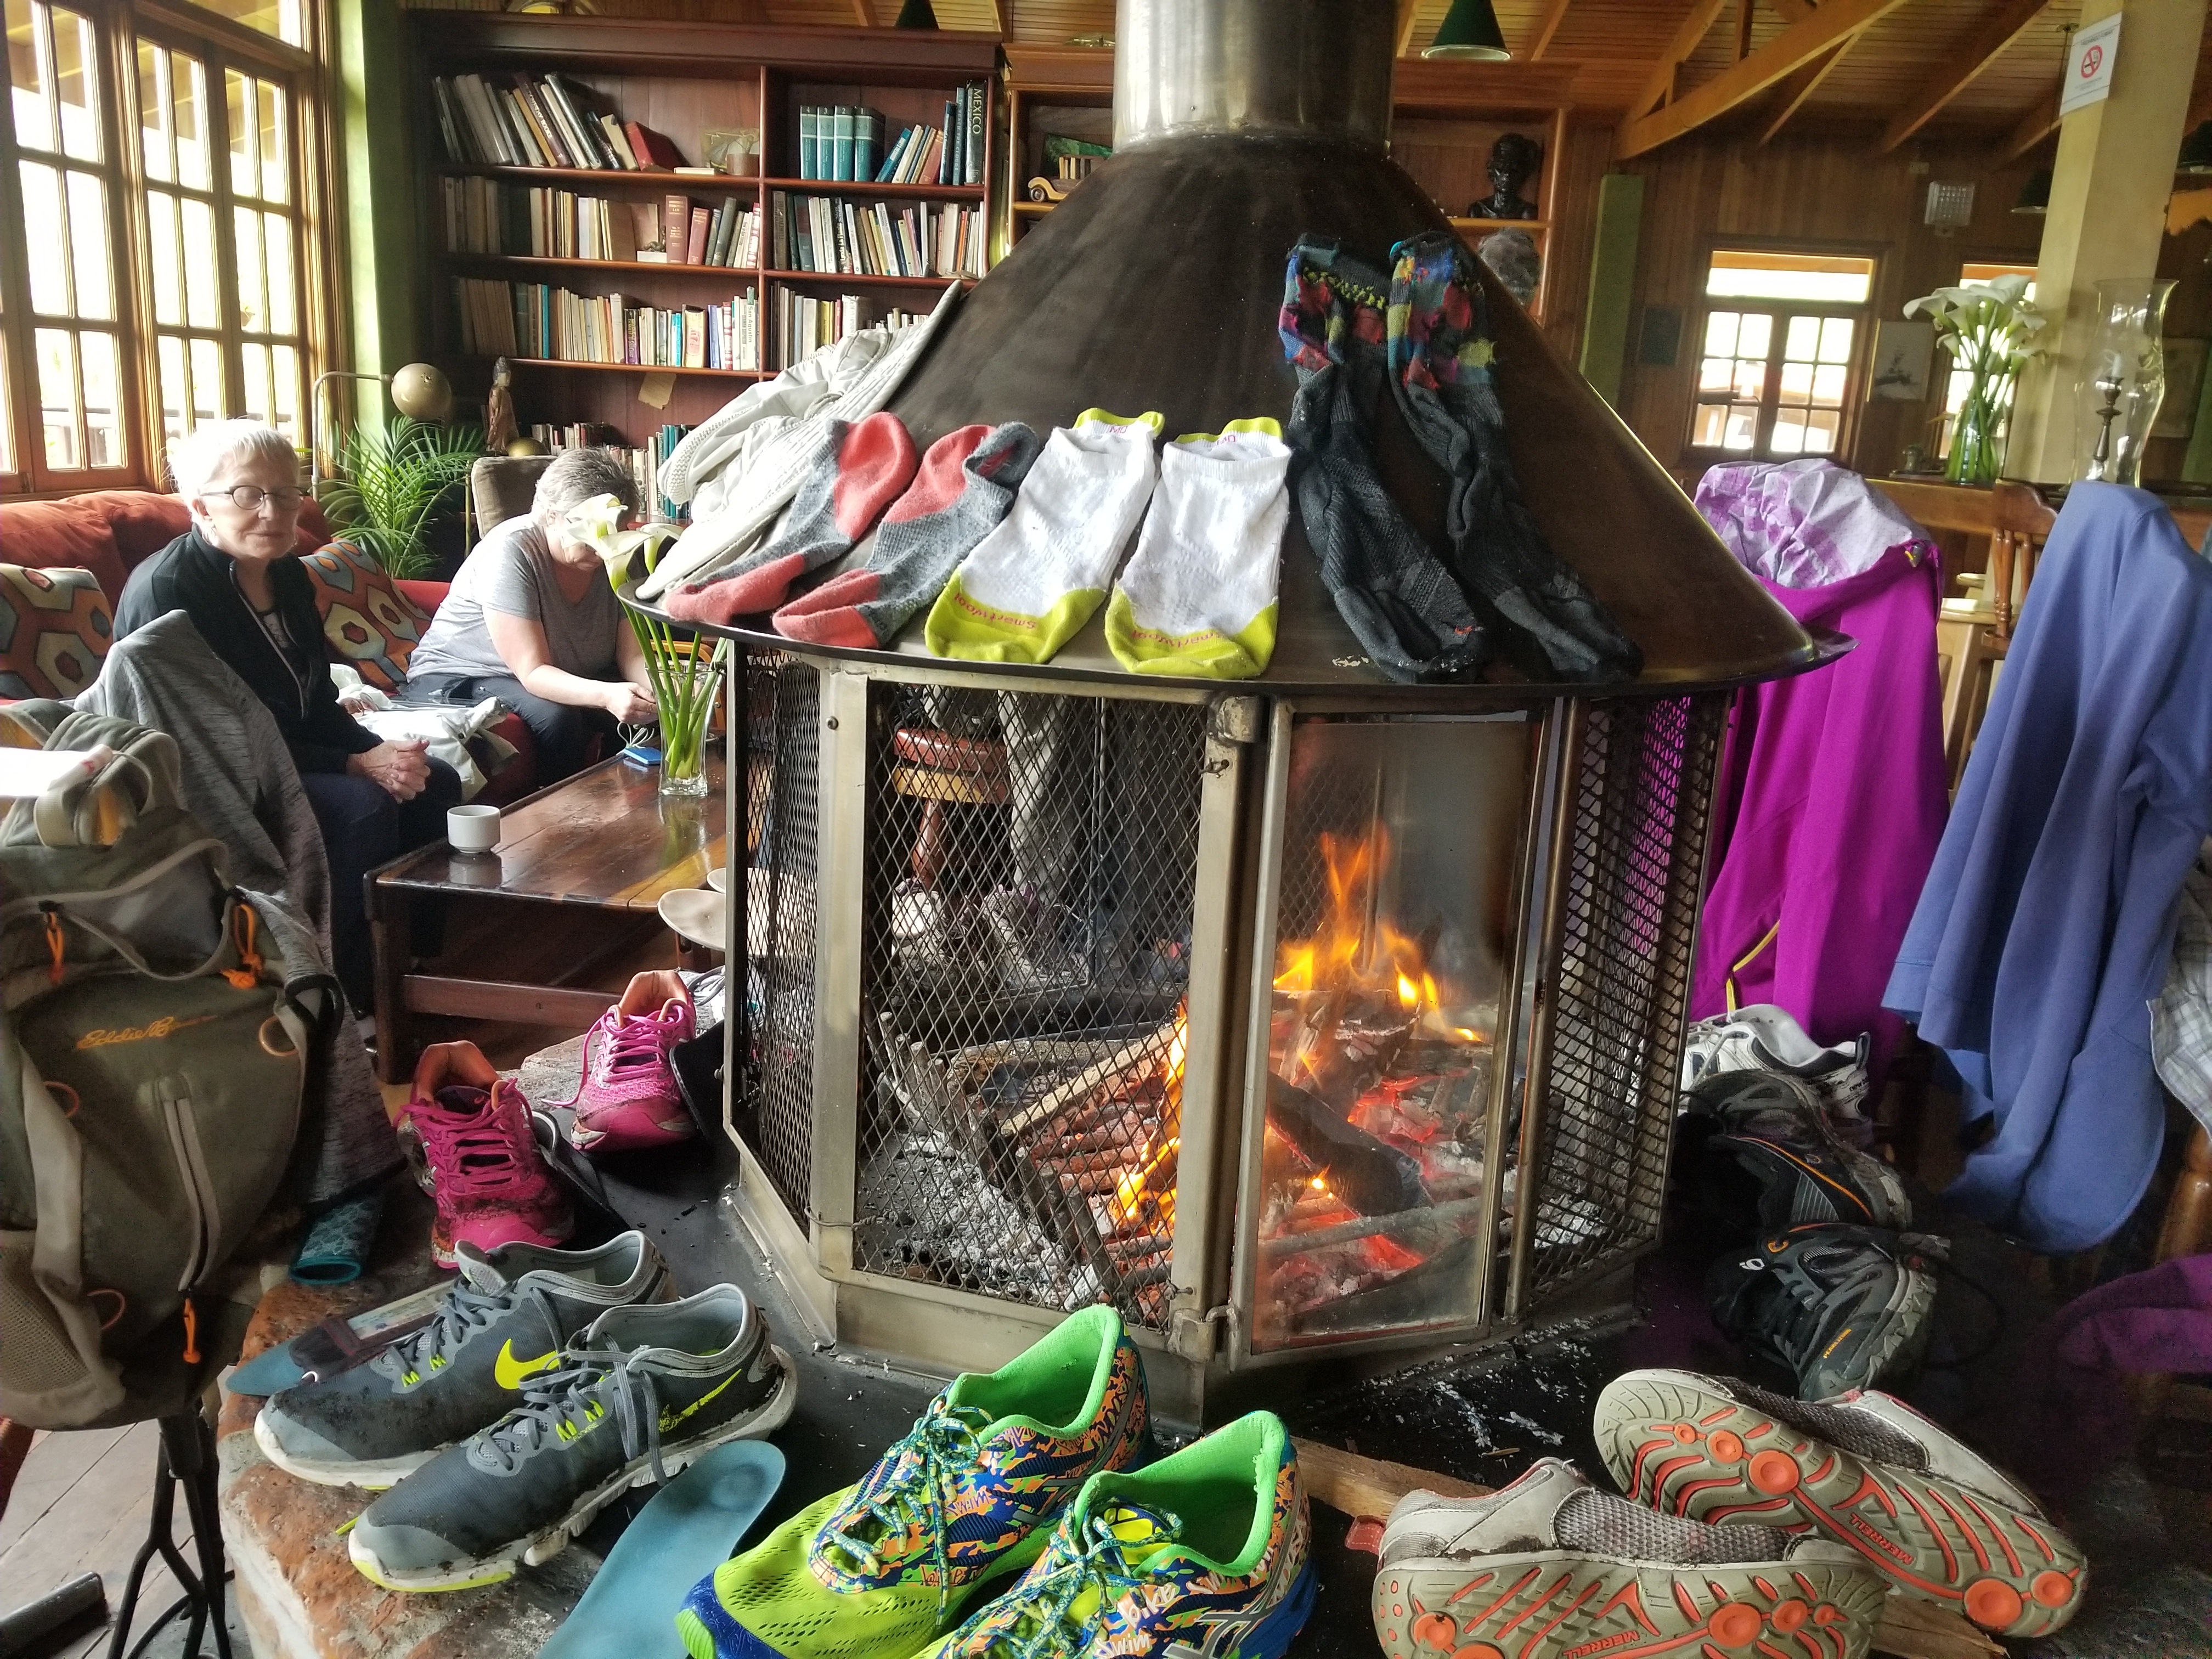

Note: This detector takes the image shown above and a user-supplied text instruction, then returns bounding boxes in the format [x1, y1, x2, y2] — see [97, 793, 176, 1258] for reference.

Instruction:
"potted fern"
[316, 417, 484, 579]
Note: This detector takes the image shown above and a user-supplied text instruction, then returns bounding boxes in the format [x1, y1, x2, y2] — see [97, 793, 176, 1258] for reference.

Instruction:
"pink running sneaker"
[405, 1041, 574, 1268]
[561, 969, 698, 1153]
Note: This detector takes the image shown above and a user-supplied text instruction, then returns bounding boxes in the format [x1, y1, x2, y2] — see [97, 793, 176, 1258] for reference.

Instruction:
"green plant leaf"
[316, 416, 484, 580]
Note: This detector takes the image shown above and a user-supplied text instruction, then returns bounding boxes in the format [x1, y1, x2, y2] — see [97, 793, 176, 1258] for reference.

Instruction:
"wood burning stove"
[642, 0, 1834, 1419]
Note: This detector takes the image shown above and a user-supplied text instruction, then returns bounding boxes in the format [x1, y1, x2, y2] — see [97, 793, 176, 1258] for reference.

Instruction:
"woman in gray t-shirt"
[404, 449, 657, 783]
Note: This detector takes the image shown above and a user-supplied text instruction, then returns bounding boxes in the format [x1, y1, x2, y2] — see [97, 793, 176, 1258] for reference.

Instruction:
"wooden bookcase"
[1000, 49, 1573, 321]
[411, 14, 1001, 439]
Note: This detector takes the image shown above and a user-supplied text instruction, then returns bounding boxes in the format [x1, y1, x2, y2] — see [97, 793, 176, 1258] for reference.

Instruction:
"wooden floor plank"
[0, 1426, 131, 1555]
[0, 1422, 186, 1623]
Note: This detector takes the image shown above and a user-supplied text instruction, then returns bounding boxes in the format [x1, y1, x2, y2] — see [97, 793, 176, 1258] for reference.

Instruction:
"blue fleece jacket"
[1886, 484, 2212, 1253]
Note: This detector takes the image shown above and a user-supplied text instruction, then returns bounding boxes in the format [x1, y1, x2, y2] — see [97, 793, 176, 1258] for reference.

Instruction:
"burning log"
[1002, 1020, 1180, 1138]
[1266, 1073, 1429, 1215]
[1259, 1195, 1488, 1262]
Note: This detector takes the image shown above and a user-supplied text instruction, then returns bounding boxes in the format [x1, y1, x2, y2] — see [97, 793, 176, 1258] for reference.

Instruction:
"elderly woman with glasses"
[116, 418, 461, 1011]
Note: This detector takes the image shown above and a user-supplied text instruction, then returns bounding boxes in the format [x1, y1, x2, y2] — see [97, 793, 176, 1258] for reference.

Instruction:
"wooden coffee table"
[368, 754, 726, 1082]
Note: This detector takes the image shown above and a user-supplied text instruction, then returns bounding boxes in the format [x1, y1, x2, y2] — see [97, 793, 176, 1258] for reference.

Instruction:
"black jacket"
[116, 528, 381, 775]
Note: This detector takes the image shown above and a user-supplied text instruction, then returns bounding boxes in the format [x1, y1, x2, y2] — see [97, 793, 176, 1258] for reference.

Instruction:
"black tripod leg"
[168, 1414, 233, 1659]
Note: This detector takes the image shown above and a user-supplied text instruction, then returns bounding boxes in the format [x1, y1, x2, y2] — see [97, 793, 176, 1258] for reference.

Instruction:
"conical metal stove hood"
[885, 0, 1819, 694]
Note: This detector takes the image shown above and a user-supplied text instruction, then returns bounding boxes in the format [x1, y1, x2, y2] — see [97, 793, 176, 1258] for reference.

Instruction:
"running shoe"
[561, 969, 699, 1153]
[349, 1284, 795, 1592]
[405, 1040, 573, 1268]
[1594, 1370, 2087, 1638]
[1681, 1004, 1871, 1130]
[1373, 1458, 1884, 1659]
[677, 1302, 1150, 1659]
[1707, 1223, 1942, 1399]
[255, 1231, 673, 1489]
[919, 1411, 1314, 1659]
[1687, 1071, 1911, 1231]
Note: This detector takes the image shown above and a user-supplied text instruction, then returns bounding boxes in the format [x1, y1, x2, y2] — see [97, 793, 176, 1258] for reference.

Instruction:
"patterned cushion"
[0, 565, 114, 698]
[300, 540, 434, 691]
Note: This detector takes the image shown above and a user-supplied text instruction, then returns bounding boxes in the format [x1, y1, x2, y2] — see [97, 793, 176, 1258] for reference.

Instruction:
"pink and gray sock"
[664, 411, 918, 627]
[774, 421, 1041, 649]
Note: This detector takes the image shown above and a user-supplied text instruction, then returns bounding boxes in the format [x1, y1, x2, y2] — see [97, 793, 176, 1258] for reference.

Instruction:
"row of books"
[441, 178, 760, 269]
[433, 72, 686, 172]
[455, 278, 762, 372]
[770, 192, 983, 281]
[774, 290, 921, 370]
[525, 424, 697, 523]
[795, 84, 984, 186]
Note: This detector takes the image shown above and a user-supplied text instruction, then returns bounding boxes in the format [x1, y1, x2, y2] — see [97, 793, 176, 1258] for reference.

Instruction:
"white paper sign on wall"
[2059, 14, 2123, 118]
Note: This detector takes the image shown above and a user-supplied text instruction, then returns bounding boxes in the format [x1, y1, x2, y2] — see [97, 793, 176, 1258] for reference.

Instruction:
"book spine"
[965, 84, 984, 187]
[800, 108, 819, 182]
[686, 205, 711, 266]
[663, 193, 692, 263]
[855, 108, 878, 184]
[832, 106, 855, 184]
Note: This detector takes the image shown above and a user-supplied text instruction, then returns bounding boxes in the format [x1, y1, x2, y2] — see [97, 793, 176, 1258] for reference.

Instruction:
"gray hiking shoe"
[1680, 1003, 1872, 1133]
[1688, 1070, 1912, 1230]
[255, 1231, 673, 1489]
[1373, 1458, 1884, 1659]
[1594, 1370, 2087, 1639]
[348, 1284, 796, 1592]
[1706, 1222, 1942, 1398]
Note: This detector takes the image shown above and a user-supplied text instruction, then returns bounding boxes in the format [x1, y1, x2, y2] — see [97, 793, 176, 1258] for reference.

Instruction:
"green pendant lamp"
[2181, 121, 2212, 175]
[2011, 168, 2051, 215]
[1423, 0, 1510, 60]
[895, 0, 939, 27]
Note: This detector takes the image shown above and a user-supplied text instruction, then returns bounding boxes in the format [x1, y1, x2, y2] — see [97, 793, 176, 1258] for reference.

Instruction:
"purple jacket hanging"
[1691, 461, 1948, 1084]
[1887, 484, 2212, 1254]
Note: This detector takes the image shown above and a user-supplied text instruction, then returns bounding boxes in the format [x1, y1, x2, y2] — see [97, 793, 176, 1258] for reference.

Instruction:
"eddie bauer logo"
[76, 1013, 221, 1050]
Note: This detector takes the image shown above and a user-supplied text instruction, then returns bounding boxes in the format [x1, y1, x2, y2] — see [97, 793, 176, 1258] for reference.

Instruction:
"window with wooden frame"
[2, 0, 328, 497]
[1689, 250, 1877, 464]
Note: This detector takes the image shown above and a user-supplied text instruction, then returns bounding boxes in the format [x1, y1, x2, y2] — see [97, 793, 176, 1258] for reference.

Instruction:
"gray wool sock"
[771, 422, 1041, 649]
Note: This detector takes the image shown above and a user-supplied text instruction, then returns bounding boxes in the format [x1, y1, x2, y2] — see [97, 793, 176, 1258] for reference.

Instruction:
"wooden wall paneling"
[1607, 127, 2045, 478]
[1529, 121, 1613, 357]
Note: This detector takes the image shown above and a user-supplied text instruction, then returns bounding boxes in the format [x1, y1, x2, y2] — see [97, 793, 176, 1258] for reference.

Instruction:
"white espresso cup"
[447, 803, 501, 853]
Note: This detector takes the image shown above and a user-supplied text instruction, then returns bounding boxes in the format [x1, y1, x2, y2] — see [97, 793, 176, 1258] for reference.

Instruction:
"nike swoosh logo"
[495, 1340, 561, 1390]
[658, 1362, 746, 1433]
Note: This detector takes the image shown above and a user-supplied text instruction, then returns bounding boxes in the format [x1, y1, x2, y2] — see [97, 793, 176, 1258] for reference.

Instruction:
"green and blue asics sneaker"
[255, 1230, 674, 1488]
[677, 1303, 1150, 1659]
[349, 1284, 795, 1592]
[917, 1410, 1314, 1659]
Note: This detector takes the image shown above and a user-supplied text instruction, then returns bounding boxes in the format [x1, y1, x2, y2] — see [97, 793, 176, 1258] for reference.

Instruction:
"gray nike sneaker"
[348, 1284, 797, 1592]
[1373, 1458, 1885, 1659]
[254, 1231, 673, 1489]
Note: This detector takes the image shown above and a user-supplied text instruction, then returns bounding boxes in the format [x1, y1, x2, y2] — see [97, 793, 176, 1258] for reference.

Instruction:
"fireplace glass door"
[1245, 710, 1537, 1352]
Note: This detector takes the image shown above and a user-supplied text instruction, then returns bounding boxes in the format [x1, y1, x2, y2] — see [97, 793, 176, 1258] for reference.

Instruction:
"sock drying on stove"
[1104, 419, 1290, 679]
[1277, 236, 1488, 684]
[1384, 233, 1639, 682]
[664, 411, 917, 626]
[924, 408, 1163, 663]
[772, 421, 1041, 649]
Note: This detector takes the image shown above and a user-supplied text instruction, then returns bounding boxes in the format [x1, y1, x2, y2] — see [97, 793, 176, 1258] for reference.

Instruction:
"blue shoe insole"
[535, 1440, 786, 1659]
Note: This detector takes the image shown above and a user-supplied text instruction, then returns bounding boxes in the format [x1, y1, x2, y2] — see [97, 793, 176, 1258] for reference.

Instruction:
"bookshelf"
[999, 48, 1573, 322]
[413, 14, 1002, 444]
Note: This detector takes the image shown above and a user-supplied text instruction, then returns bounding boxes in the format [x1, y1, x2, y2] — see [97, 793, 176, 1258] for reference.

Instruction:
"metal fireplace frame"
[707, 647, 1730, 1420]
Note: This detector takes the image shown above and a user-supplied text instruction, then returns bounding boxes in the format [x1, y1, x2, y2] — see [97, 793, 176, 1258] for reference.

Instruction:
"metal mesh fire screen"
[1521, 693, 1729, 1300]
[853, 683, 1207, 1331]
[733, 654, 825, 1222]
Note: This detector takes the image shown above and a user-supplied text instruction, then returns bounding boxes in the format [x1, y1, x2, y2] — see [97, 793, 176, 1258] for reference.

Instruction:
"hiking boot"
[919, 1412, 1314, 1659]
[1688, 1071, 1911, 1231]
[348, 1284, 796, 1592]
[1373, 1458, 1884, 1659]
[1595, 1370, 2088, 1639]
[255, 1231, 674, 1489]
[405, 1041, 573, 1268]
[677, 1302, 1150, 1659]
[561, 970, 698, 1153]
[1681, 1004, 1871, 1132]
[1708, 1223, 1942, 1398]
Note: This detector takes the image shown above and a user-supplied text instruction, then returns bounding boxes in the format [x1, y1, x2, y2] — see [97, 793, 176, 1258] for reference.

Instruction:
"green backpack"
[0, 704, 333, 1429]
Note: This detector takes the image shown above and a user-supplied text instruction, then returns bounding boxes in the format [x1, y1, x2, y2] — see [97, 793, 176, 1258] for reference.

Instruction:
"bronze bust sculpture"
[1466, 132, 1543, 222]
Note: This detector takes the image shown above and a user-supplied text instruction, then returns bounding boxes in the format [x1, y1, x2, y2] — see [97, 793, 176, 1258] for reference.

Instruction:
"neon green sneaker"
[677, 1304, 1149, 1659]
[913, 1411, 1316, 1659]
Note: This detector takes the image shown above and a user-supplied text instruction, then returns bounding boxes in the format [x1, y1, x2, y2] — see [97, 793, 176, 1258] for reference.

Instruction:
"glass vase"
[1946, 369, 2015, 487]
[659, 706, 714, 799]
[2075, 277, 2176, 488]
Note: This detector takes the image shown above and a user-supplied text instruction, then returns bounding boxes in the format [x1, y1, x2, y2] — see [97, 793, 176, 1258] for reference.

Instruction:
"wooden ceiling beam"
[1880, 0, 2053, 153]
[1396, 0, 1423, 58]
[1528, 0, 1572, 60]
[1618, 0, 1914, 158]
[1758, 30, 1864, 144]
[850, 0, 871, 24]
[1734, 0, 1755, 61]
[2000, 88, 2061, 160]
[991, 0, 1011, 34]
[1630, 0, 1729, 120]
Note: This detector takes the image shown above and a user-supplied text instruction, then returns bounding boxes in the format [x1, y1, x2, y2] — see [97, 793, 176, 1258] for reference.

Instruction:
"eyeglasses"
[202, 484, 304, 513]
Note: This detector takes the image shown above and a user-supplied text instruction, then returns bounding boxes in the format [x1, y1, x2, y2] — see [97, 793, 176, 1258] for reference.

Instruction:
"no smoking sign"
[2060, 14, 2122, 117]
